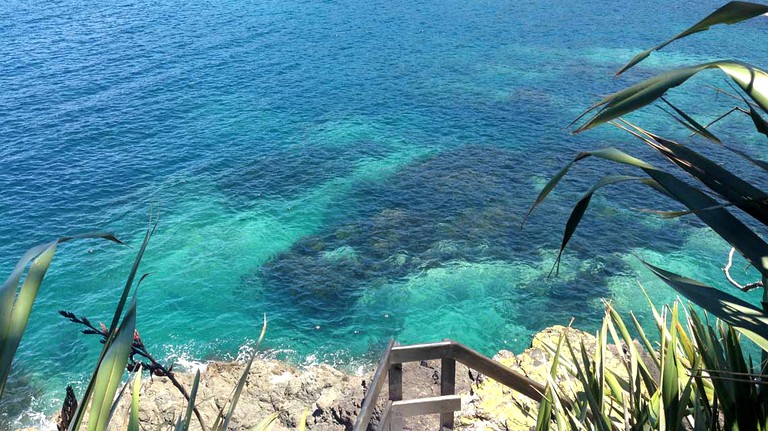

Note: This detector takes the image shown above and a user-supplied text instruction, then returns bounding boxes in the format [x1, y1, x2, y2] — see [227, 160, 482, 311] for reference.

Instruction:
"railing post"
[389, 342, 403, 431]
[389, 411, 404, 431]
[353, 340, 394, 431]
[389, 364, 403, 401]
[356, 339, 565, 431]
[440, 340, 456, 430]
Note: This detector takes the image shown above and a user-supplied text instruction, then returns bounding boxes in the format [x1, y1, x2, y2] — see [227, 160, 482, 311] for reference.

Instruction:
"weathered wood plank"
[389, 361, 403, 401]
[391, 394, 462, 417]
[354, 339, 573, 430]
[390, 341, 452, 363]
[440, 353, 456, 430]
[452, 343, 547, 402]
[378, 401, 394, 431]
[353, 340, 394, 431]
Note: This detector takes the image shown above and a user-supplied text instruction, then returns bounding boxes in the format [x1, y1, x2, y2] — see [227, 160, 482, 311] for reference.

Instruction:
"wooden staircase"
[352, 339, 552, 431]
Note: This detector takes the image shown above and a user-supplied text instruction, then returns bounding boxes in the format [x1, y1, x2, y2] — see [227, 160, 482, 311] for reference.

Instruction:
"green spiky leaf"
[70, 218, 155, 431]
[180, 370, 201, 431]
[88, 295, 137, 431]
[578, 61, 768, 132]
[217, 313, 267, 431]
[642, 261, 768, 349]
[127, 366, 142, 431]
[250, 412, 279, 431]
[0, 233, 122, 398]
[617, 2, 768, 76]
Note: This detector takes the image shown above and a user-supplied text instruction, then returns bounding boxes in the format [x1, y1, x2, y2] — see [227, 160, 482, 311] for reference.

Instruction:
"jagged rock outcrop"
[40, 357, 473, 431]
[19, 325, 625, 431]
[456, 325, 632, 430]
[109, 359, 366, 431]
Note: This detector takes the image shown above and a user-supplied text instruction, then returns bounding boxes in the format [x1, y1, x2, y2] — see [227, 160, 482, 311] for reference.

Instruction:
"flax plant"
[528, 0, 768, 354]
[0, 216, 303, 430]
[0, 232, 123, 398]
[527, 2, 768, 428]
[536, 296, 768, 430]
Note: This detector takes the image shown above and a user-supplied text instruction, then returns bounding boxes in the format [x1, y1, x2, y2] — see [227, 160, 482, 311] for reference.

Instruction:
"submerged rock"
[250, 144, 688, 346]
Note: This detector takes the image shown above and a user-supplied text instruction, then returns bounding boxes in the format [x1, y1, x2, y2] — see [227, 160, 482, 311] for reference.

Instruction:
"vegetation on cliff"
[0, 217, 303, 431]
[529, 1, 768, 429]
[3, 2, 768, 431]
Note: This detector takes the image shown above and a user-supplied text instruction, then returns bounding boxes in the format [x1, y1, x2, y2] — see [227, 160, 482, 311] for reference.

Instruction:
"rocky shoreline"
[17, 325, 627, 431]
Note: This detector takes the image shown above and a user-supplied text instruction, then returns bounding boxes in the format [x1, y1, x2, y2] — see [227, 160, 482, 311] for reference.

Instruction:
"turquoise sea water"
[2, 0, 768, 426]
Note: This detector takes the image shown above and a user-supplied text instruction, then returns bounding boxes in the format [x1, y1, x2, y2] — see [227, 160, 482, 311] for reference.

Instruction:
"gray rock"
[18, 326, 616, 431]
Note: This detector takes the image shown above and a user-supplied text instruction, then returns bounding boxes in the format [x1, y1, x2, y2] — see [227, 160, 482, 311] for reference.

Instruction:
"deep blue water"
[2, 0, 768, 426]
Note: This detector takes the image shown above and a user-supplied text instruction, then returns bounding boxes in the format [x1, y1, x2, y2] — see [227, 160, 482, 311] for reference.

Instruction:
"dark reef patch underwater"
[252, 144, 685, 334]
[1, 0, 768, 427]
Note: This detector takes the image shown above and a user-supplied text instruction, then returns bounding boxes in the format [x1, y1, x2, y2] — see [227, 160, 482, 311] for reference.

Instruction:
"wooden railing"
[352, 339, 552, 431]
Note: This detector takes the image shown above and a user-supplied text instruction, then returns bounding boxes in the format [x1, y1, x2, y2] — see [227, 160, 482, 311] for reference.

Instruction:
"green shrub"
[0, 218, 303, 431]
[529, 1, 768, 429]
[528, 0, 768, 356]
[537, 296, 768, 430]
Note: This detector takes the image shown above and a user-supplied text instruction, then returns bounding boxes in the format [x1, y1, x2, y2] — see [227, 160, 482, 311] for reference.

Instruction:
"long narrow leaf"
[69, 219, 155, 431]
[0, 242, 56, 396]
[726, 81, 768, 140]
[578, 61, 768, 132]
[107, 375, 132, 426]
[552, 175, 647, 274]
[747, 105, 768, 138]
[297, 409, 308, 431]
[537, 330, 568, 431]
[88, 295, 137, 431]
[661, 304, 681, 431]
[0, 233, 122, 398]
[658, 97, 722, 143]
[181, 370, 201, 431]
[719, 62, 768, 113]
[108, 219, 156, 335]
[529, 143, 768, 278]
[616, 1, 768, 76]
[622, 122, 768, 227]
[250, 412, 279, 431]
[220, 314, 268, 431]
[526, 147, 656, 224]
[635, 166, 768, 279]
[608, 304, 660, 390]
[642, 260, 768, 348]
[128, 365, 142, 431]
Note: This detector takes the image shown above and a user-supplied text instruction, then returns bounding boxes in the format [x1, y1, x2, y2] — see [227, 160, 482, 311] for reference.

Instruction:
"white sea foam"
[21, 410, 55, 431]
[163, 344, 212, 374]
[11, 397, 58, 431]
[173, 356, 209, 374]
